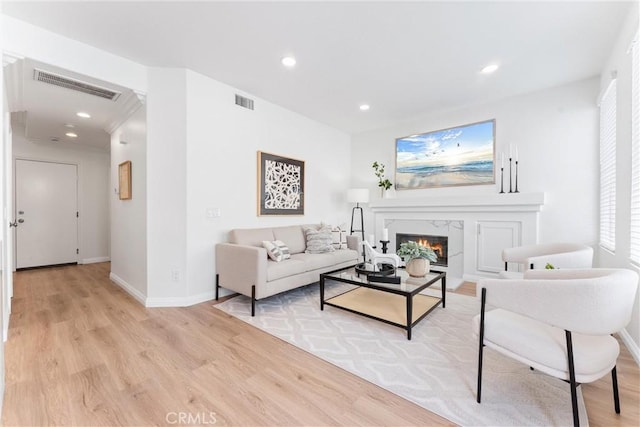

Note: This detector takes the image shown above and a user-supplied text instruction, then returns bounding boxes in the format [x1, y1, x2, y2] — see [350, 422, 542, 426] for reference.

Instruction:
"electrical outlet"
[206, 207, 221, 219]
[171, 269, 180, 282]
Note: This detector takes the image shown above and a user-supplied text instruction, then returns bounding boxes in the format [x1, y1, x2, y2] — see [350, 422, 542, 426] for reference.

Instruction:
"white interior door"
[15, 159, 78, 268]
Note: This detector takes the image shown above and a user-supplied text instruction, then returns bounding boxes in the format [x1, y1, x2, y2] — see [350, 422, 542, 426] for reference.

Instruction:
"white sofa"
[215, 224, 360, 315]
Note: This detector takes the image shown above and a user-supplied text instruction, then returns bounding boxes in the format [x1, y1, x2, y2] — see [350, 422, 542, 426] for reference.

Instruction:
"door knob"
[9, 220, 17, 228]
[17, 219, 24, 223]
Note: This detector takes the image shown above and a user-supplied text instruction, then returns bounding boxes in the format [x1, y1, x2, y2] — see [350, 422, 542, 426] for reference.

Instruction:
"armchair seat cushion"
[473, 309, 619, 383]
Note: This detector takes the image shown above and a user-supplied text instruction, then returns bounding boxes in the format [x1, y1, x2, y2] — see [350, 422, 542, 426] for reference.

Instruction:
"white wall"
[183, 70, 352, 302]
[597, 2, 640, 361]
[145, 68, 188, 303]
[0, 5, 7, 412]
[12, 125, 110, 264]
[351, 78, 600, 248]
[110, 106, 147, 301]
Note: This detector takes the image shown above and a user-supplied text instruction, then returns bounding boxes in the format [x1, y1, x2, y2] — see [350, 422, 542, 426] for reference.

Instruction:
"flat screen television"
[395, 119, 496, 190]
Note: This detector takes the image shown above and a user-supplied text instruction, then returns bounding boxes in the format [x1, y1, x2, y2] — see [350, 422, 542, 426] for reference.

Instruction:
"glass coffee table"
[320, 266, 446, 340]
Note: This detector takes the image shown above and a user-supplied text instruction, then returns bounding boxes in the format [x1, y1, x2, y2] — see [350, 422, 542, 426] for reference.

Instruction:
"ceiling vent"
[235, 94, 254, 110]
[34, 69, 121, 101]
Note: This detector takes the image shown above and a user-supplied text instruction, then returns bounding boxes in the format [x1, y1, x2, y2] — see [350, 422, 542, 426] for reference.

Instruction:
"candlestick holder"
[514, 160, 520, 193]
[499, 167, 505, 194]
[508, 157, 513, 193]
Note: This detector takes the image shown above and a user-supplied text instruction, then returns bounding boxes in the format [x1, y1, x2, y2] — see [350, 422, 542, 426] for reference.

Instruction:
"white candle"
[515, 145, 519, 161]
[501, 152, 504, 168]
[509, 144, 513, 159]
[382, 228, 389, 241]
[368, 234, 375, 245]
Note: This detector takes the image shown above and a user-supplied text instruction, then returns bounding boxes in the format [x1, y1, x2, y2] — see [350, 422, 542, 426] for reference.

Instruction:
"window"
[599, 78, 617, 252]
[631, 32, 640, 264]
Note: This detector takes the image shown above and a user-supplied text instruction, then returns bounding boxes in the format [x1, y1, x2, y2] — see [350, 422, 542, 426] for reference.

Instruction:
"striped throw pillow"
[262, 240, 291, 262]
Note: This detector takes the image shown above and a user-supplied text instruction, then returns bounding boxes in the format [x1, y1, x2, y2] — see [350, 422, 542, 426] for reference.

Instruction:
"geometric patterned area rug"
[214, 281, 588, 426]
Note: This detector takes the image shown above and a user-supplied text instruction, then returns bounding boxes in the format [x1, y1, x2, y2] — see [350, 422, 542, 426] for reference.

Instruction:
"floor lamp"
[347, 188, 369, 242]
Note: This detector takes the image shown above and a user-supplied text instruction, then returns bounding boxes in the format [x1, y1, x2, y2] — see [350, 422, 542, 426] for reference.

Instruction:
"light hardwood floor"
[2, 263, 638, 426]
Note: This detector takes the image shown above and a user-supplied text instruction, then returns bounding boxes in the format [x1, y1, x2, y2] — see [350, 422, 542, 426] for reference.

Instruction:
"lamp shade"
[347, 188, 370, 204]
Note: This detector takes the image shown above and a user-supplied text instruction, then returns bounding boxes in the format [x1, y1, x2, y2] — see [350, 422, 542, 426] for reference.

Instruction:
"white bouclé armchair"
[501, 242, 593, 279]
[473, 268, 639, 427]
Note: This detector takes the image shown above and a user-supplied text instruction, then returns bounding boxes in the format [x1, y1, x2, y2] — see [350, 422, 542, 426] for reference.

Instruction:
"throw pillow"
[263, 240, 283, 262]
[304, 225, 335, 254]
[262, 240, 292, 262]
[274, 240, 291, 260]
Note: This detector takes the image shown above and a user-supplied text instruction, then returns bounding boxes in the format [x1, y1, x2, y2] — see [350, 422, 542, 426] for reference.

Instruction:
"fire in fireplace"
[396, 233, 448, 267]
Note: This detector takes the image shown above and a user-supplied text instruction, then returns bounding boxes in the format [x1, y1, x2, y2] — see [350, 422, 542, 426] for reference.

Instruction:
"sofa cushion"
[292, 249, 358, 272]
[331, 248, 359, 265]
[273, 226, 307, 254]
[266, 255, 308, 282]
[229, 228, 275, 247]
[295, 252, 336, 271]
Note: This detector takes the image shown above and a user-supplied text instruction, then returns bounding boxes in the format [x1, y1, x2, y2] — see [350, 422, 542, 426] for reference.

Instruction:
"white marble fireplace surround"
[370, 193, 546, 287]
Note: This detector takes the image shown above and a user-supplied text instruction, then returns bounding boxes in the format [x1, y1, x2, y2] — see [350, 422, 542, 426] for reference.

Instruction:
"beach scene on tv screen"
[396, 120, 495, 189]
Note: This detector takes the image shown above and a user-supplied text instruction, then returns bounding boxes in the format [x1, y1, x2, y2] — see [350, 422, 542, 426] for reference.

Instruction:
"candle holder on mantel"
[508, 157, 513, 193]
[499, 167, 505, 194]
[514, 160, 520, 193]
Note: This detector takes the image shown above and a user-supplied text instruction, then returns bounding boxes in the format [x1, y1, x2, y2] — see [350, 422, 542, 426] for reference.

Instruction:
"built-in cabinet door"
[477, 221, 521, 273]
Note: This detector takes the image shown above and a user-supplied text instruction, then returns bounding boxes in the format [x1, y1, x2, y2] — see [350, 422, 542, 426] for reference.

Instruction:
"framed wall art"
[118, 160, 132, 200]
[257, 151, 304, 216]
[395, 119, 495, 189]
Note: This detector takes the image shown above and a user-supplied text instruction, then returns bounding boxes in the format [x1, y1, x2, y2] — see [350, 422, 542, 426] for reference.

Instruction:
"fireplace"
[396, 233, 448, 267]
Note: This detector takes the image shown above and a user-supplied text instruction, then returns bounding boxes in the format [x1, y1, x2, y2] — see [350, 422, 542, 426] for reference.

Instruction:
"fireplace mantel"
[370, 193, 545, 213]
[369, 192, 546, 284]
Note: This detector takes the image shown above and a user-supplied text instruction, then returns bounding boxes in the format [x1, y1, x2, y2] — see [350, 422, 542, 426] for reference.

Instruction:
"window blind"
[630, 32, 640, 264]
[600, 79, 617, 252]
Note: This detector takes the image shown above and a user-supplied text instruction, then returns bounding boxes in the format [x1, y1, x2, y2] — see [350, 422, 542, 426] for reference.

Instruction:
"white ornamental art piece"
[258, 151, 305, 215]
[264, 159, 301, 209]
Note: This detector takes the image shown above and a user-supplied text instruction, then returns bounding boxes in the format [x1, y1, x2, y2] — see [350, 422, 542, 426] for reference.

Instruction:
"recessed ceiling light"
[281, 56, 296, 67]
[481, 64, 499, 74]
[64, 124, 75, 128]
[359, 104, 370, 111]
[65, 132, 78, 138]
[76, 112, 91, 118]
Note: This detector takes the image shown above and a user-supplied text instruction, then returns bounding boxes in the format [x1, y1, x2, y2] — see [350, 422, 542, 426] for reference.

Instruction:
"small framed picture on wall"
[119, 160, 132, 200]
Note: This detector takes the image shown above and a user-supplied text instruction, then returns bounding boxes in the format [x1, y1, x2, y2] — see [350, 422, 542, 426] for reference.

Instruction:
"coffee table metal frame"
[320, 266, 446, 340]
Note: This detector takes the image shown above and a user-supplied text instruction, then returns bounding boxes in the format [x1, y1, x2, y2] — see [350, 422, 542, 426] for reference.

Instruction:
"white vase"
[383, 189, 392, 199]
[406, 258, 430, 277]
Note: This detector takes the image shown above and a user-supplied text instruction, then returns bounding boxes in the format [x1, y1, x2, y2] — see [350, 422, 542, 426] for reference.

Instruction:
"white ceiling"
[2, 1, 634, 135]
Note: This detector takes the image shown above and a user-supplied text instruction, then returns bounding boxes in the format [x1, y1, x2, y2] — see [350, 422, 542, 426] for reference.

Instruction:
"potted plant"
[396, 241, 438, 277]
[372, 161, 393, 197]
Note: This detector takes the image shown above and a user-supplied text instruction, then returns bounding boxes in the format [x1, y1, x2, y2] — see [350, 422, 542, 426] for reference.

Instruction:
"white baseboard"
[619, 328, 640, 367]
[109, 273, 217, 308]
[109, 272, 146, 305]
[80, 256, 111, 265]
[145, 290, 216, 308]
